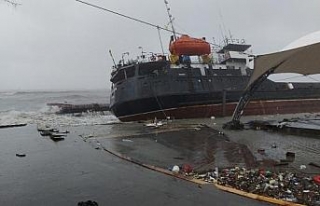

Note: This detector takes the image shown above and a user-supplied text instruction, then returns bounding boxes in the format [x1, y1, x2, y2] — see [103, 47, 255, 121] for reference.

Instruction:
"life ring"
[313, 175, 320, 184]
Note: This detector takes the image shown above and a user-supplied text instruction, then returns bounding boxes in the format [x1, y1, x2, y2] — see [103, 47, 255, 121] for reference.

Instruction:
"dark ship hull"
[109, 61, 320, 122]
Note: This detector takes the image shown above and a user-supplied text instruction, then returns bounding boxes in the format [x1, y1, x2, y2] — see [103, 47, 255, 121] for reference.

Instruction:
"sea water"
[2, 90, 320, 173]
[0, 90, 118, 127]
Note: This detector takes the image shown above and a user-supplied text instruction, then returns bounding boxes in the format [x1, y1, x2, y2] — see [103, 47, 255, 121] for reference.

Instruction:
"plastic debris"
[122, 139, 133, 142]
[191, 166, 320, 205]
[172, 165, 180, 173]
[300, 165, 307, 170]
[144, 117, 164, 128]
[182, 164, 193, 174]
[218, 131, 224, 136]
[313, 175, 320, 185]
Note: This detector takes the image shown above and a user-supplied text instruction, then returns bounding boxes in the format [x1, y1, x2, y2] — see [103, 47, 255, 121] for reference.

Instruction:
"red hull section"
[118, 99, 320, 122]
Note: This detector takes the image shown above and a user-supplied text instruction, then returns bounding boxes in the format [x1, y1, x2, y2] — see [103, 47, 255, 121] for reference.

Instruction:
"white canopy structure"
[248, 42, 320, 88]
[224, 31, 320, 129]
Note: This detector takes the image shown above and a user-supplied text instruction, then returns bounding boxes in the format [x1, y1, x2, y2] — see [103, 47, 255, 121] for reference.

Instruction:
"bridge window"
[111, 69, 125, 83]
[125, 66, 135, 78]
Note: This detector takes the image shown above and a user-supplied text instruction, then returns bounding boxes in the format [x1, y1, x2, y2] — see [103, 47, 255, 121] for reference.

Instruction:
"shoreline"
[1, 112, 320, 205]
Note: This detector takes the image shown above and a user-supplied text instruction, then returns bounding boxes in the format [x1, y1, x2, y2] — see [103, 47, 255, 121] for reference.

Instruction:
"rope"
[150, 79, 168, 120]
[76, 0, 176, 34]
[75, 0, 221, 48]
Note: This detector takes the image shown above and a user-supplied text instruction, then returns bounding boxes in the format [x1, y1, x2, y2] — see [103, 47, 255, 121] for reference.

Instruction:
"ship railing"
[119, 52, 216, 67]
[135, 52, 168, 63]
[169, 54, 214, 66]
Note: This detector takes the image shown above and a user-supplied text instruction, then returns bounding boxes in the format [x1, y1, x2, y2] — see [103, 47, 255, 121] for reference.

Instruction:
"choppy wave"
[0, 92, 18, 96]
[0, 90, 116, 127]
[0, 106, 119, 127]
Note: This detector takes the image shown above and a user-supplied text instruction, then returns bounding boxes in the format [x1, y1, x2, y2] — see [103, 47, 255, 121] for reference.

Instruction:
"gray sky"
[1, 0, 320, 91]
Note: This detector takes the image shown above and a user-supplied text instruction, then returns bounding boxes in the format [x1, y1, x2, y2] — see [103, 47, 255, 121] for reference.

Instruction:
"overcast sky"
[1, 0, 320, 91]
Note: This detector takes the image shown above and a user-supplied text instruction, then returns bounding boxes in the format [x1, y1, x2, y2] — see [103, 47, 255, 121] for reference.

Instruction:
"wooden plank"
[214, 184, 305, 206]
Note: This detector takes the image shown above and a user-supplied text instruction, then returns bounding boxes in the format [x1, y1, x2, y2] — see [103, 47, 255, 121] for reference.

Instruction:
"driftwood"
[0, 123, 27, 129]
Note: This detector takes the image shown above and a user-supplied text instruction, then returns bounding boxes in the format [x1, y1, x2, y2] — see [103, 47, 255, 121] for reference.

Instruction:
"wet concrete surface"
[94, 123, 258, 172]
[220, 114, 320, 175]
[0, 125, 272, 206]
[84, 113, 320, 175]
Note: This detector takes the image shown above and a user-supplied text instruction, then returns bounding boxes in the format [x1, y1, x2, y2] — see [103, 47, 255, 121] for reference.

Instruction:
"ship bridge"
[215, 40, 252, 75]
[217, 43, 251, 54]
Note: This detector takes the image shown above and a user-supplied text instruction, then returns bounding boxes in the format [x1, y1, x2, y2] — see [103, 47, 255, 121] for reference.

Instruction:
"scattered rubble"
[144, 117, 165, 128]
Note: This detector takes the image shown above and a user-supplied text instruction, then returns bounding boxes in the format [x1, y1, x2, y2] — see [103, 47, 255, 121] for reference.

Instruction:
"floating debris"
[37, 125, 68, 142]
[49, 133, 66, 142]
[77, 200, 99, 206]
[39, 130, 53, 136]
[37, 124, 58, 132]
[0, 123, 27, 129]
[122, 139, 133, 142]
[16, 153, 26, 157]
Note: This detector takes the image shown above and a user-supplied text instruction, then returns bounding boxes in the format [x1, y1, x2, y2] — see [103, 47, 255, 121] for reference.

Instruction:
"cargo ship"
[73, 0, 320, 122]
[109, 35, 320, 122]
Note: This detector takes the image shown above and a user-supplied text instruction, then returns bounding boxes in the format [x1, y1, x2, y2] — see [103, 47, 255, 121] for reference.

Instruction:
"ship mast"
[164, 0, 177, 40]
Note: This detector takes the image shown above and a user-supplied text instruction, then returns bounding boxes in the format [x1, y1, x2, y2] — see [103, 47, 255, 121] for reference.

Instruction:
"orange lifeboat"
[169, 35, 211, 56]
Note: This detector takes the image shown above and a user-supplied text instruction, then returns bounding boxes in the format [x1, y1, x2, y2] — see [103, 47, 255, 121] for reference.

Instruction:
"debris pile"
[194, 167, 320, 205]
[37, 124, 69, 141]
